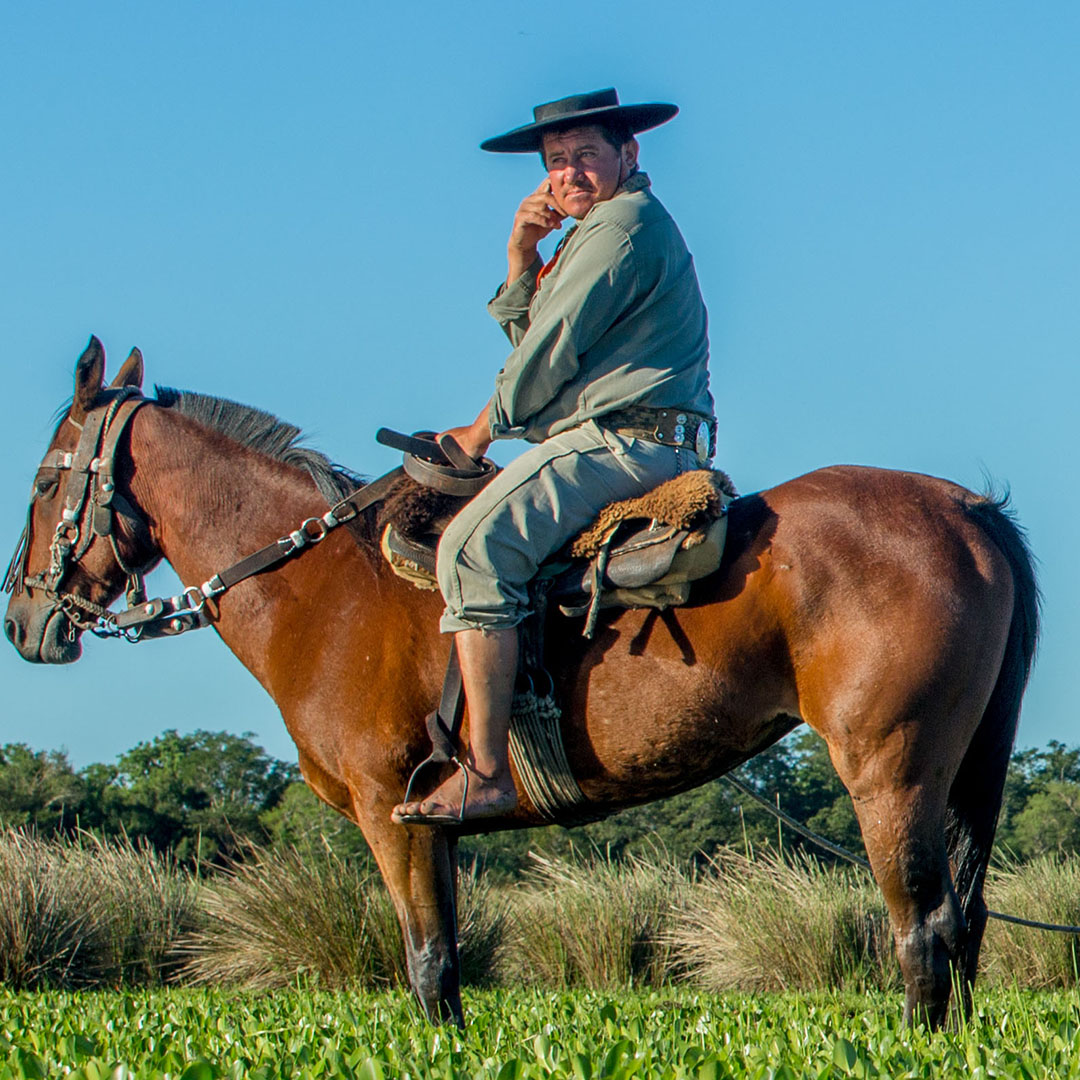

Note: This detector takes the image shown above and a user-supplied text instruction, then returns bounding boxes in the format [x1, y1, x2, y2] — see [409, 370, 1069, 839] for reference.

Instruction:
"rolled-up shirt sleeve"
[487, 257, 542, 346]
[489, 221, 638, 440]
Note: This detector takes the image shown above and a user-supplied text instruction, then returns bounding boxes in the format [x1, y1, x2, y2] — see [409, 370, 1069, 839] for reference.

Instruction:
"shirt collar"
[616, 171, 651, 196]
[567, 172, 651, 232]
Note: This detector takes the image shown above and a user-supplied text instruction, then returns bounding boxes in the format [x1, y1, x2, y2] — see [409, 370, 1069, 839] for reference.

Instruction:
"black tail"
[964, 489, 1041, 726]
[947, 490, 1040, 970]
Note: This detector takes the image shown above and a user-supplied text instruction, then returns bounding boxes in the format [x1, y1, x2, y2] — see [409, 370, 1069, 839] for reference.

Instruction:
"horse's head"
[4, 337, 160, 663]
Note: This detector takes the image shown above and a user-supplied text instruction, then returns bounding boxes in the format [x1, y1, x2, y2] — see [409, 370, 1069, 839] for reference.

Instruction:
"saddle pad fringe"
[569, 469, 735, 558]
[509, 690, 598, 826]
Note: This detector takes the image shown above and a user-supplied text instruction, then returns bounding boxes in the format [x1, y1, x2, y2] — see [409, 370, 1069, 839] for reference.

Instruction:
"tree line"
[1, 728, 1077, 876]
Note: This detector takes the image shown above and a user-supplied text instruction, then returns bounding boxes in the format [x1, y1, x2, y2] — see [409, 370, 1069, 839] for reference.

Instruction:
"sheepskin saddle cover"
[568, 469, 735, 557]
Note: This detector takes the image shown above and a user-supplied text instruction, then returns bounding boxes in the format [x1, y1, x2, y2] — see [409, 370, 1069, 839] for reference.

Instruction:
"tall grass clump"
[670, 848, 899, 993]
[177, 842, 403, 989]
[983, 855, 1080, 988]
[64, 832, 199, 985]
[0, 828, 196, 989]
[456, 861, 512, 988]
[0, 829, 97, 989]
[503, 848, 689, 989]
[177, 843, 510, 989]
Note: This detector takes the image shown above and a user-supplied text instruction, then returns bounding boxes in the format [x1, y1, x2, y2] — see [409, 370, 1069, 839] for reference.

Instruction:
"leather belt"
[597, 406, 716, 463]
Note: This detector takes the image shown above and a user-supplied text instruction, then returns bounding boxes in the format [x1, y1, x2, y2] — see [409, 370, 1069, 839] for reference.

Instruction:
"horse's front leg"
[358, 808, 463, 1026]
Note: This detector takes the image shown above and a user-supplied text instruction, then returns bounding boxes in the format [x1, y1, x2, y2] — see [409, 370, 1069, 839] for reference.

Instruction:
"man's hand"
[507, 179, 565, 286]
[440, 400, 494, 462]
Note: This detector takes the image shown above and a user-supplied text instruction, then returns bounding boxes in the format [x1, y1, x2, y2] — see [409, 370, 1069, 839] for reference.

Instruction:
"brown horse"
[5, 339, 1038, 1027]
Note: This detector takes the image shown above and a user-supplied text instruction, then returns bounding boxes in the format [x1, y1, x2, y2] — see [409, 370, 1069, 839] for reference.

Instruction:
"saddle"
[379, 463, 735, 634]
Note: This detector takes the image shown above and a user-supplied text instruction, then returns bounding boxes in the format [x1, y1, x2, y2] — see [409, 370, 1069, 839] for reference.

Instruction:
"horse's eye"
[34, 473, 58, 499]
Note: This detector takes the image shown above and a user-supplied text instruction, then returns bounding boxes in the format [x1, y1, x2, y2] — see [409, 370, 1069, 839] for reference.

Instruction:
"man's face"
[541, 126, 637, 220]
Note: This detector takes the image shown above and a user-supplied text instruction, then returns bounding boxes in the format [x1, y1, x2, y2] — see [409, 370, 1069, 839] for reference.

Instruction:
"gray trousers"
[437, 420, 691, 634]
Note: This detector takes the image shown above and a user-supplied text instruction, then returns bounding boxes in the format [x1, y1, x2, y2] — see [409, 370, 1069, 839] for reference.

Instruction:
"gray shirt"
[487, 172, 713, 443]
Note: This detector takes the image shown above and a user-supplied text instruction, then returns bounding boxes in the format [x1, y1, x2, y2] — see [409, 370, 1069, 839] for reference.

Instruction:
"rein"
[105, 466, 404, 642]
[3, 392, 403, 643]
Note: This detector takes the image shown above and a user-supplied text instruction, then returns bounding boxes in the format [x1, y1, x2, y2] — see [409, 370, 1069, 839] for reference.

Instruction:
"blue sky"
[2, 2, 1077, 767]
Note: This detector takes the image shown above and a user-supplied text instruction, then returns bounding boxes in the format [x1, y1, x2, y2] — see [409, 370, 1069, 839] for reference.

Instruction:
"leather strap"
[202, 466, 406, 596]
[376, 428, 451, 463]
[436, 432, 480, 471]
[403, 450, 497, 495]
[427, 644, 465, 762]
[400, 644, 466, 807]
[377, 426, 497, 496]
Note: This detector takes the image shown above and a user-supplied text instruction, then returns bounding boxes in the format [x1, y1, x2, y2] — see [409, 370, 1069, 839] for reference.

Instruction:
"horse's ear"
[72, 336, 106, 421]
[110, 347, 144, 391]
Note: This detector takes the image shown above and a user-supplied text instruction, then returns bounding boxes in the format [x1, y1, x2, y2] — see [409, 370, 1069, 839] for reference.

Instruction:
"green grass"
[0, 987, 1078, 1078]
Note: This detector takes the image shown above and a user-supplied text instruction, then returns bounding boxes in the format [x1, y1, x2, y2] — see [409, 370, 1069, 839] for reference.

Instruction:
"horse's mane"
[153, 386, 365, 506]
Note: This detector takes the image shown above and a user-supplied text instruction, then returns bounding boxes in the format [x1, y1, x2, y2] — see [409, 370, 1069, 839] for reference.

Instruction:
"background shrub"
[4, 824, 1080, 995]
[0, 829, 98, 989]
[175, 843, 509, 989]
[176, 842, 402, 989]
[0, 829, 196, 989]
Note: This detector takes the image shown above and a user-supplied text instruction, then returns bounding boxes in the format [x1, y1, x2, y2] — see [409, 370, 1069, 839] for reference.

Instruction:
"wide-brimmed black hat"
[480, 87, 678, 153]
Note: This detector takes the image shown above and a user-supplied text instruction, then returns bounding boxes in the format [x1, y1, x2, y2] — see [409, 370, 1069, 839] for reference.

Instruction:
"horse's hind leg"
[849, 778, 963, 1026]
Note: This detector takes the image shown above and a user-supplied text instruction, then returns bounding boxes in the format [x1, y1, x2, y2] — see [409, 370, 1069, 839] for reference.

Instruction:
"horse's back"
[736, 464, 1015, 613]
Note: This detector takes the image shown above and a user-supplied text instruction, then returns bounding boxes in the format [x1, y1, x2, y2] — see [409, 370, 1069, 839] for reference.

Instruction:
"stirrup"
[399, 753, 470, 823]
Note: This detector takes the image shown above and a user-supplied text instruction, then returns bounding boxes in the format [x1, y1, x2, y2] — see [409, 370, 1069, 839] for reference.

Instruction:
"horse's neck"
[126, 406, 378, 676]
[128, 406, 317, 574]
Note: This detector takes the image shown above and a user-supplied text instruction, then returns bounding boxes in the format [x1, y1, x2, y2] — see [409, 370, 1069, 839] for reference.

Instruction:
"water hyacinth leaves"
[1, 988, 1079, 1077]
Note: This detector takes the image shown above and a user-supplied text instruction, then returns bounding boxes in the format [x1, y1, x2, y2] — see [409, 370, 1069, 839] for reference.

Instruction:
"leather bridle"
[2, 396, 431, 643]
[3, 387, 157, 639]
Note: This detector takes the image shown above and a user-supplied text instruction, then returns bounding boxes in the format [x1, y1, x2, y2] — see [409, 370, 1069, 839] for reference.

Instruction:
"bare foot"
[391, 764, 517, 825]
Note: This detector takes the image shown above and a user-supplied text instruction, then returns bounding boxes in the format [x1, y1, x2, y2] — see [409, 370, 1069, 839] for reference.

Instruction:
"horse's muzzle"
[4, 596, 82, 664]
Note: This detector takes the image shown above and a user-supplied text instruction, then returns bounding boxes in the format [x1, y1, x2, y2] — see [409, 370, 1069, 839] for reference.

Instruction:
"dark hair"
[538, 120, 636, 165]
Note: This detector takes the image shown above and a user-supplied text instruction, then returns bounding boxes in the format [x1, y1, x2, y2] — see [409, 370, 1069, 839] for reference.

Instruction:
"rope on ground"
[723, 772, 1080, 935]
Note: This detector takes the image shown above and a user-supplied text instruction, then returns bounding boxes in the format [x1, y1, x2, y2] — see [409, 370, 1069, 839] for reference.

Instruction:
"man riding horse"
[392, 88, 715, 826]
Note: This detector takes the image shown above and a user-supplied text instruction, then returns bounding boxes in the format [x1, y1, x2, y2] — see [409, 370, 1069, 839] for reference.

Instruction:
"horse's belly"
[556, 622, 798, 805]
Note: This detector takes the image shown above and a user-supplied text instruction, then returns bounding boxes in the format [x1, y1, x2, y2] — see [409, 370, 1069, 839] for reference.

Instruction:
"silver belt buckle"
[695, 420, 711, 465]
